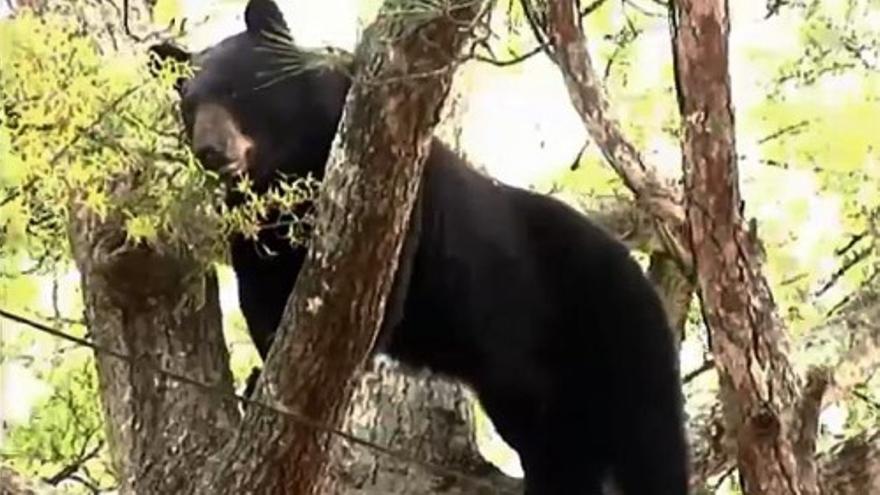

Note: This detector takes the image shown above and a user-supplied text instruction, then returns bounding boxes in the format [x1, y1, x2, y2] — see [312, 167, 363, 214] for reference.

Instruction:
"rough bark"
[29, 0, 880, 492]
[324, 61, 522, 495]
[328, 359, 521, 494]
[675, 284, 880, 493]
[67, 202, 240, 493]
[541, 1, 880, 492]
[648, 250, 695, 346]
[13, 0, 157, 54]
[543, 0, 696, 364]
[195, 3, 489, 494]
[796, 289, 880, 405]
[687, 403, 735, 490]
[0, 467, 61, 495]
[819, 429, 880, 494]
[48, 2, 512, 493]
[669, 1, 819, 494]
[688, 425, 880, 494]
[543, 0, 692, 270]
[14, 1, 240, 493]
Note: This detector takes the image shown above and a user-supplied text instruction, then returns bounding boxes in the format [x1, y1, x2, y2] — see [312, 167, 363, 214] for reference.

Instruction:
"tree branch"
[42, 441, 104, 487]
[683, 359, 715, 384]
[796, 290, 880, 408]
[819, 429, 880, 494]
[196, 3, 490, 493]
[542, 0, 692, 270]
[670, 0, 816, 490]
[1, 466, 61, 495]
[685, 285, 880, 490]
[537, 2, 879, 493]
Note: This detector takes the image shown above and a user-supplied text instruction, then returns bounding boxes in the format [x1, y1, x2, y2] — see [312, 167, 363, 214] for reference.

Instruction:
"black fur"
[152, 1, 689, 493]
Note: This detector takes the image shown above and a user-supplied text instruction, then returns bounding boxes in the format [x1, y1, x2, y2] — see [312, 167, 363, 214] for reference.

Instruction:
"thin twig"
[519, 0, 555, 61]
[835, 231, 869, 257]
[852, 389, 880, 411]
[683, 358, 715, 384]
[475, 0, 607, 67]
[813, 246, 873, 299]
[474, 44, 545, 66]
[757, 120, 809, 145]
[42, 441, 104, 487]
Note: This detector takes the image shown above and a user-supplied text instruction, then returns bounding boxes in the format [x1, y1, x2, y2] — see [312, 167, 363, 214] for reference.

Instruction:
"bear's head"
[149, 0, 350, 191]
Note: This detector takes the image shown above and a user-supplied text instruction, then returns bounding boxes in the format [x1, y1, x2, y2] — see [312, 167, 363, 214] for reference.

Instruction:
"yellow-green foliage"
[2, 356, 115, 491]
[0, 9, 317, 274]
[0, 7, 315, 490]
[0, 10, 223, 265]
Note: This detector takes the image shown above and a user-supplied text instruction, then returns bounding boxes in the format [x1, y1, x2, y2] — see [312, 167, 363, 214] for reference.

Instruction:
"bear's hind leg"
[519, 440, 607, 495]
[481, 392, 607, 495]
[607, 398, 689, 495]
[605, 338, 689, 494]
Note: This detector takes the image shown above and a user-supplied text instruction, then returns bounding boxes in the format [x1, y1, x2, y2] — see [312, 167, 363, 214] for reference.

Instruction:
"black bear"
[150, 0, 689, 493]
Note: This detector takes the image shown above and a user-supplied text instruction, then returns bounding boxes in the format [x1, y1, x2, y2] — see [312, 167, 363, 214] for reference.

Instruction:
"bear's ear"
[148, 42, 191, 92]
[245, 0, 289, 36]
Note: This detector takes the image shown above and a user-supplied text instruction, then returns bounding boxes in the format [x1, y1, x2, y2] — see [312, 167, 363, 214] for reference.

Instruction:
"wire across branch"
[0, 307, 518, 494]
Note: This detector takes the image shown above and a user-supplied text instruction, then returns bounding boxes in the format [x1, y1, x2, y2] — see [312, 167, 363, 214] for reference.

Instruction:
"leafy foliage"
[538, 1, 880, 476]
[1, 10, 220, 268]
[740, 0, 880, 332]
[0, 4, 315, 490]
[0, 8, 318, 271]
[1, 356, 114, 493]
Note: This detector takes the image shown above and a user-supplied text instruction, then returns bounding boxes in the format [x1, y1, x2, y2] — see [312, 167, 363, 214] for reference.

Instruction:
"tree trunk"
[30, 0, 242, 492]
[328, 359, 520, 494]
[67, 203, 240, 493]
[324, 62, 522, 494]
[15, 0, 880, 493]
[539, 1, 877, 492]
[819, 430, 880, 494]
[670, 1, 819, 494]
[542, 0, 692, 270]
[542, 0, 697, 350]
[648, 251, 694, 346]
[194, 3, 489, 493]
[55, 1, 490, 493]
[0, 466, 60, 495]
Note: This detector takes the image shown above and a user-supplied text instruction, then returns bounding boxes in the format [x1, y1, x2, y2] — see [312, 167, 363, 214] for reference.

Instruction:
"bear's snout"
[191, 102, 254, 178]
